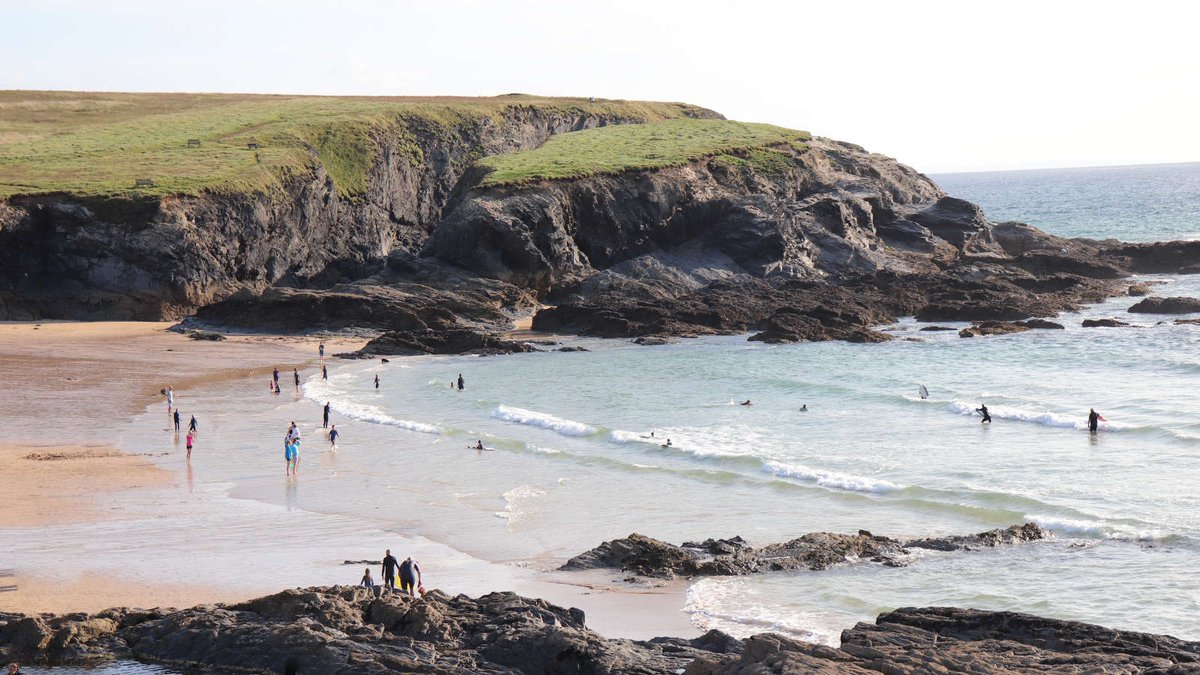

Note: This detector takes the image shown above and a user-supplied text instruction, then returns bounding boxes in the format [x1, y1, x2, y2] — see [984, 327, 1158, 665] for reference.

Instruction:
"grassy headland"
[0, 91, 709, 200]
[476, 118, 810, 187]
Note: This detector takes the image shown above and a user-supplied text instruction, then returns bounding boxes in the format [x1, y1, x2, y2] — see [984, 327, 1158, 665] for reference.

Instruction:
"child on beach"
[186, 432, 194, 460]
[359, 568, 374, 588]
[329, 425, 339, 447]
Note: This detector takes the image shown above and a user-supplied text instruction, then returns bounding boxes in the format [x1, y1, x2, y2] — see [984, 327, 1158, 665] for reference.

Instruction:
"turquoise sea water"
[11, 163, 1200, 661]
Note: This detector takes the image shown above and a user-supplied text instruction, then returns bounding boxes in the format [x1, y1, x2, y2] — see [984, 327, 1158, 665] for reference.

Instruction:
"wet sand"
[0, 322, 696, 640]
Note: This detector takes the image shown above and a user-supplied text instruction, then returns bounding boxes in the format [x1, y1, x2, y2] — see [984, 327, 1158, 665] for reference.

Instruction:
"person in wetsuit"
[381, 549, 399, 591]
[293, 368, 300, 388]
[398, 556, 421, 597]
[374, 374, 380, 389]
[457, 374, 464, 391]
[976, 404, 992, 423]
[323, 402, 331, 429]
[173, 409, 181, 432]
[322, 365, 328, 381]
[1088, 408, 1105, 433]
[329, 425, 339, 446]
[188, 415, 198, 432]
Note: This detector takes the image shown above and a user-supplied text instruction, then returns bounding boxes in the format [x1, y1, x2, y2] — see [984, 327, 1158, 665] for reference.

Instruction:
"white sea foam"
[324, 399, 442, 434]
[494, 485, 547, 531]
[948, 401, 1139, 431]
[763, 460, 902, 494]
[491, 405, 596, 436]
[1026, 513, 1167, 541]
[685, 578, 838, 644]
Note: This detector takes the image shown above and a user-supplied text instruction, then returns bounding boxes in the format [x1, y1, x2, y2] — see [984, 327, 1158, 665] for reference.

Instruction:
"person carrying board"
[976, 403, 992, 423]
[1088, 408, 1105, 433]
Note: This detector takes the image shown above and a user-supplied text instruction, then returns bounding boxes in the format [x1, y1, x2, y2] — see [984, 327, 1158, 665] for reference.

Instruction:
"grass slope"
[0, 91, 708, 200]
[476, 118, 810, 187]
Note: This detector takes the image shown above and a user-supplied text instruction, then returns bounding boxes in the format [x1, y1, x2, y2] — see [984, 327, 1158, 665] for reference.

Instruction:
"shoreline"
[0, 321, 697, 641]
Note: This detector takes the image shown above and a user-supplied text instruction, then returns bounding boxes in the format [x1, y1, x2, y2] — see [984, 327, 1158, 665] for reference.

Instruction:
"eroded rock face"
[1083, 318, 1132, 328]
[560, 524, 1049, 579]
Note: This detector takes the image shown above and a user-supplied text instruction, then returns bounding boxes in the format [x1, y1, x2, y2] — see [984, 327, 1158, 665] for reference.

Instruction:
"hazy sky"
[2, 0, 1197, 172]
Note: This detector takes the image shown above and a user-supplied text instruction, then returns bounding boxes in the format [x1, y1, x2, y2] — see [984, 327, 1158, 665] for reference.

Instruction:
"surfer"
[323, 402, 331, 429]
[293, 368, 300, 389]
[473, 440, 484, 450]
[662, 438, 673, 447]
[173, 409, 181, 432]
[919, 385, 929, 400]
[457, 373, 464, 391]
[740, 400, 752, 406]
[381, 549, 399, 591]
[1088, 408, 1105, 433]
[188, 415, 198, 433]
[800, 404, 808, 411]
[398, 556, 421, 597]
[322, 365, 328, 381]
[976, 403, 992, 423]
[374, 374, 380, 389]
[329, 425, 339, 446]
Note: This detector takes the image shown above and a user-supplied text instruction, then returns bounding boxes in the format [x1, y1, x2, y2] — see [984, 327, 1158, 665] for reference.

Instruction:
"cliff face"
[0, 105, 718, 320]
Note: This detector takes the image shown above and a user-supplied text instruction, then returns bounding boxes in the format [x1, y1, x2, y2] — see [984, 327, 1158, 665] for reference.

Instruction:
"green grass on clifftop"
[476, 119, 810, 187]
[0, 91, 711, 200]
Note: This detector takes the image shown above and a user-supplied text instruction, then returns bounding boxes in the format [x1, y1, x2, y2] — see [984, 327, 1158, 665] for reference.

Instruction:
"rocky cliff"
[3, 93, 1197, 345]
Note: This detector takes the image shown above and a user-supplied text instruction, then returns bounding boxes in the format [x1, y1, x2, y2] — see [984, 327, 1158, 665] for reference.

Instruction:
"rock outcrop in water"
[560, 523, 1048, 579]
[4, 582, 1198, 674]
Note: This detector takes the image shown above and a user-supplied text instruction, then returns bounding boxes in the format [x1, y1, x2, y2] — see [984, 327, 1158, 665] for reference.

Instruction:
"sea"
[9, 162, 1200, 670]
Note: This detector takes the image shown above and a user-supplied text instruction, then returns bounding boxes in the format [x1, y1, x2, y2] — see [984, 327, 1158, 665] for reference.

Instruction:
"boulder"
[1082, 318, 1131, 328]
[1128, 296, 1200, 314]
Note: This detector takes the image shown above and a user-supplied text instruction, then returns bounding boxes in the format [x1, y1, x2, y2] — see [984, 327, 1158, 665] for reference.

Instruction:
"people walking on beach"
[1088, 408, 1105, 433]
[293, 368, 300, 389]
[457, 374, 464, 391]
[189, 415, 198, 433]
[329, 425, 339, 447]
[166, 386, 174, 412]
[976, 403, 992, 423]
[398, 556, 421, 597]
[186, 431, 194, 460]
[359, 568, 374, 588]
[322, 365, 328, 381]
[323, 402, 331, 429]
[319, 342, 326, 359]
[381, 549, 399, 591]
[173, 409, 181, 432]
[374, 374, 380, 389]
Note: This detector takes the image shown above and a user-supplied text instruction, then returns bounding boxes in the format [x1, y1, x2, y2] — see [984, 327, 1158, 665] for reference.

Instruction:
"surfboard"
[919, 385, 929, 399]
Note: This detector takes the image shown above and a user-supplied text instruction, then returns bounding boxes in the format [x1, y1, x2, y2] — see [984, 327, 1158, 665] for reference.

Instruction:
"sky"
[2, 0, 1197, 172]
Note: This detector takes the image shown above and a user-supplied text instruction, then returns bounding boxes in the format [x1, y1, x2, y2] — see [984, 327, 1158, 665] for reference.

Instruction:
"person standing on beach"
[294, 368, 300, 389]
[166, 386, 174, 412]
[323, 402, 331, 429]
[189, 415, 198, 433]
[273, 368, 279, 388]
[284, 440, 296, 475]
[381, 549, 399, 591]
[319, 342, 326, 359]
[976, 403, 992, 423]
[186, 431, 194, 460]
[173, 409, 181, 432]
[374, 374, 380, 389]
[398, 556, 421, 597]
[1088, 408, 1105, 433]
[457, 374, 464, 391]
[329, 425, 339, 447]
[287, 421, 301, 443]
[322, 365, 328, 381]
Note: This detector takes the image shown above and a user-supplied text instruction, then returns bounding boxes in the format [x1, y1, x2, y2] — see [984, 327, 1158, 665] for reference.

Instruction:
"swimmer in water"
[473, 440, 484, 450]
[741, 400, 752, 406]
[800, 404, 807, 411]
[662, 438, 673, 447]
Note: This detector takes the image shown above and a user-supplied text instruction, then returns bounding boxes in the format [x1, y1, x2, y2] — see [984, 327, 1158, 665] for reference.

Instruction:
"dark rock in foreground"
[561, 523, 1048, 579]
[1128, 296, 1200, 314]
[5, 582, 1198, 674]
[687, 606, 1200, 674]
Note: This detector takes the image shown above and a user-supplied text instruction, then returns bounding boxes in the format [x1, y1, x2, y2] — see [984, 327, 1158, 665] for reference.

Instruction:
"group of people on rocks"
[359, 549, 424, 597]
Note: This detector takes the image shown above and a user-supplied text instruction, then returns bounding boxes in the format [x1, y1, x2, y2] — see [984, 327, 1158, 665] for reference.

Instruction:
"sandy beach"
[0, 322, 695, 640]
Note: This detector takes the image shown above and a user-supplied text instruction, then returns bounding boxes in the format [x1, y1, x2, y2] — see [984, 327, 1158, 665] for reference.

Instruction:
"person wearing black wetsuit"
[294, 368, 300, 388]
[322, 365, 328, 381]
[457, 374, 464, 391]
[329, 426, 339, 446]
[381, 549, 399, 591]
[976, 404, 992, 423]
[374, 374, 380, 389]
[173, 409, 181, 432]
[273, 368, 279, 386]
[188, 415, 197, 432]
[398, 556, 421, 597]
[1088, 408, 1103, 433]
[323, 402, 331, 429]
